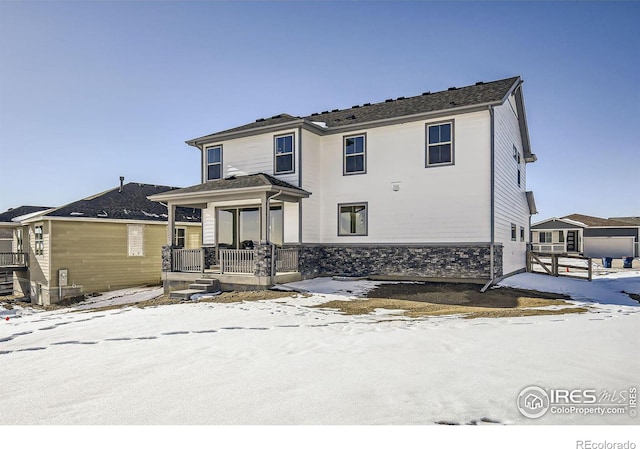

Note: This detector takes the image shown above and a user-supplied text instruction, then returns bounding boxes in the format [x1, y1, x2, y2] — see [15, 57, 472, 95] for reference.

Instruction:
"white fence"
[220, 249, 255, 274]
[276, 248, 298, 273]
[172, 248, 203, 273]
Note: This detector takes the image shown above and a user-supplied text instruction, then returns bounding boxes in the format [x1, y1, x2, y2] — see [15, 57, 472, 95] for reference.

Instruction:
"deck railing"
[276, 248, 299, 273]
[220, 249, 255, 274]
[0, 252, 27, 269]
[172, 248, 203, 273]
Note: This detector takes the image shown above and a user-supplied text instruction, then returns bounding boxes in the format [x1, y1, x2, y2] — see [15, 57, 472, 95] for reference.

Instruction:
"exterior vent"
[332, 109, 339, 112]
[255, 118, 265, 122]
[475, 81, 484, 85]
[422, 91, 431, 95]
[346, 115, 356, 120]
[321, 111, 329, 114]
[363, 103, 371, 106]
[385, 99, 394, 103]
[448, 87, 457, 91]
[352, 105, 360, 108]
[310, 112, 318, 116]
[271, 114, 282, 119]
[396, 96, 405, 100]
[449, 102, 456, 106]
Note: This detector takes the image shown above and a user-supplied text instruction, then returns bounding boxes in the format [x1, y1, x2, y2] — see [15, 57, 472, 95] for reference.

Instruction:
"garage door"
[583, 237, 635, 258]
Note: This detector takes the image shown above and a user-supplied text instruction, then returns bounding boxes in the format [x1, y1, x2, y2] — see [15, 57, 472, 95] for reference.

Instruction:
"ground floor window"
[217, 205, 283, 249]
[174, 227, 186, 247]
[16, 228, 23, 252]
[511, 223, 517, 241]
[520, 226, 525, 242]
[338, 203, 368, 236]
[539, 231, 552, 243]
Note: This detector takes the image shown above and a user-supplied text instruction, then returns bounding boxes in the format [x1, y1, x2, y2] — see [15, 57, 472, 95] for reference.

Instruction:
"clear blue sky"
[1, 1, 638, 221]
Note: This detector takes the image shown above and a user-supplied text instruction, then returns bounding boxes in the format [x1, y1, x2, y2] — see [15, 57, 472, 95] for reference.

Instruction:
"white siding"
[283, 202, 299, 243]
[300, 129, 323, 242]
[202, 128, 300, 187]
[493, 96, 530, 274]
[315, 112, 492, 243]
[202, 204, 215, 245]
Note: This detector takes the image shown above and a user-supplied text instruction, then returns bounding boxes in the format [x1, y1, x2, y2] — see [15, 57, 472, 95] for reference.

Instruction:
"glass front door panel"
[270, 206, 283, 246]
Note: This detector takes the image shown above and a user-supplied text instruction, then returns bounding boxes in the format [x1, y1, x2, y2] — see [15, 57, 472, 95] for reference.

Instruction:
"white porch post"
[260, 193, 269, 243]
[167, 203, 176, 246]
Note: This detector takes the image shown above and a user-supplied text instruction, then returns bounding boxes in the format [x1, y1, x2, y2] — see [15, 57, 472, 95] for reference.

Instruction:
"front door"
[566, 231, 578, 252]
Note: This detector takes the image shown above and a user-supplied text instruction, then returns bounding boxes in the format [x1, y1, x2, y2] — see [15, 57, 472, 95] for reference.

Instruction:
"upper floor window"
[34, 225, 44, 256]
[344, 134, 366, 175]
[426, 121, 454, 166]
[207, 146, 222, 180]
[274, 134, 294, 174]
[338, 202, 368, 236]
[520, 226, 525, 242]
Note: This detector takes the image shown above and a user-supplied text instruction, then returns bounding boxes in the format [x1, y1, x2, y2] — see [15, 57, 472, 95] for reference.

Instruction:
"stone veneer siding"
[284, 244, 502, 279]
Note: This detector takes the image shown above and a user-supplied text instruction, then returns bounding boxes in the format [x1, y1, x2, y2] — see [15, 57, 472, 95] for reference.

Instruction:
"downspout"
[481, 106, 496, 293]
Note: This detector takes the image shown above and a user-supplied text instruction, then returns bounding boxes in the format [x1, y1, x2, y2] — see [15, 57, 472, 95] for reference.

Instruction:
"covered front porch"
[148, 174, 310, 293]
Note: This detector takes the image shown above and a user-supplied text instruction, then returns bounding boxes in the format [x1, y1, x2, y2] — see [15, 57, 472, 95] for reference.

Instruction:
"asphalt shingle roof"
[46, 183, 201, 222]
[562, 214, 635, 228]
[190, 77, 519, 142]
[163, 173, 309, 196]
[0, 206, 53, 223]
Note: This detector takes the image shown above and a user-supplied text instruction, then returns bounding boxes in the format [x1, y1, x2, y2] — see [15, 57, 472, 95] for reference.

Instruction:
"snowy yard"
[0, 271, 638, 425]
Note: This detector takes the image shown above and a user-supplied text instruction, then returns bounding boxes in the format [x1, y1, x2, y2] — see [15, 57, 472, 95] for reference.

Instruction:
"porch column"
[167, 202, 176, 245]
[260, 193, 270, 243]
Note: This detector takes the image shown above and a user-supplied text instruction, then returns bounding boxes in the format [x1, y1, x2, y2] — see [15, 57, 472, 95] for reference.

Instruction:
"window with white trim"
[344, 135, 366, 175]
[34, 225, 44, 256]
[16, 228, 23, 252]
[274, 134, 294, 174]
[207, 146, 222, 180]
[511, 223, 517, 241]
[338, 203, 367, 236]
[127, 225, 144, 257]
[426, 121, 453, 166]
[174, 227, 186, 248]
[539, 231, 552, 243]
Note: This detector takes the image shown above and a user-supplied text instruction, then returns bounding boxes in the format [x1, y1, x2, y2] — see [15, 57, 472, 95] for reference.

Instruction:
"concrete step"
[169, 289, 203, 300]
[188, 283, 219, 293]
[195, 278, 219, 286]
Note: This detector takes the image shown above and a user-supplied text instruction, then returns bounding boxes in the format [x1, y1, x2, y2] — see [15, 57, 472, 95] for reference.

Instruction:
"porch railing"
[0, 252, 27, 269]
[531, 244, 565, 253]
[220, 249, 255, 274]
[172, 248, 203, 273]
[276, 248, 299, 273]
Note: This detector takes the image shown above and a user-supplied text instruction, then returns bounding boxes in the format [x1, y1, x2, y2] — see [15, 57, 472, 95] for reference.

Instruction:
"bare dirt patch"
[314, 282, 588, 319]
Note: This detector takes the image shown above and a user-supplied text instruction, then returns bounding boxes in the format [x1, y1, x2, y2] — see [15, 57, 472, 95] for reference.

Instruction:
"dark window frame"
[425, 120, 455, 167]
[520, 226, 525, 242]
[337, 202, 368, 236]
[206, 145, 223, 181]
[343, 134, 367, 175]
[274, 133, 295, 175]
[511, 223, 517, 241]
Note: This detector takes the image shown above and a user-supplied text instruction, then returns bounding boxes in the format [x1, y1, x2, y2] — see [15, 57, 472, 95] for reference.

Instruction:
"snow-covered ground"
[0, 271, 638, 425]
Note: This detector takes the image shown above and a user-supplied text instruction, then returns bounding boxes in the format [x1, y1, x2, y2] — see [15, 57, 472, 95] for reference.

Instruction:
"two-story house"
[150, 76, 537, 294]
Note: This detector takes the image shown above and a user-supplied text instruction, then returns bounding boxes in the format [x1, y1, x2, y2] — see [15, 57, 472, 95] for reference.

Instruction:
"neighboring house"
[0, 206, 53, 296]
[6, 181, 201, 305]
[531, 214, 639, 258]
[150, 76, 537, 292]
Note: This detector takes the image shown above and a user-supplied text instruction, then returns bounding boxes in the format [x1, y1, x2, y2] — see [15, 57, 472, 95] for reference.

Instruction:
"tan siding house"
[10, 182, 201, 305]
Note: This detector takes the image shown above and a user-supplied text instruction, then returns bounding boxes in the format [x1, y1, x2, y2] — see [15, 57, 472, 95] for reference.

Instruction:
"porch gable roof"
[147, 173, 310, 203]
